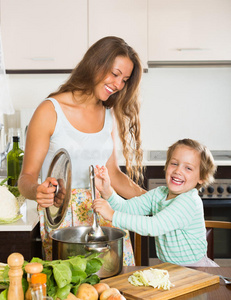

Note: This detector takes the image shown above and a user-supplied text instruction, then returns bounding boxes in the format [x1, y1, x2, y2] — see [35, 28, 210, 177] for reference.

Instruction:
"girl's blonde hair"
[48, 36, 143, 183]
[164, 139, 217, 189]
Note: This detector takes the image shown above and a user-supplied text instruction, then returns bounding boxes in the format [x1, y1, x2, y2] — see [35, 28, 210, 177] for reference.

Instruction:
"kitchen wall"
[140, 67, 231, 150]
[5, 66, 231, 152]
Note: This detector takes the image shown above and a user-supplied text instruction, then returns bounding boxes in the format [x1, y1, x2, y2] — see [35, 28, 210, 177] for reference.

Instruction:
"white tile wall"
[4, 66, 231, 151]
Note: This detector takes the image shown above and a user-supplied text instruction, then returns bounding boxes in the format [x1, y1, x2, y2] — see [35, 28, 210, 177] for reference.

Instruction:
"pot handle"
[84, 244, 110, 253]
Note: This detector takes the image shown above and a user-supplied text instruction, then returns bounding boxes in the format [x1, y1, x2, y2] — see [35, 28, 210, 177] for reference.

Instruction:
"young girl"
[93, 139, 219, 267]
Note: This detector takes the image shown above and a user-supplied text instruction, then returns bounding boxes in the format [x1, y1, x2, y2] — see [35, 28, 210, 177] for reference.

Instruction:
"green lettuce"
[0, 253, 103, 300]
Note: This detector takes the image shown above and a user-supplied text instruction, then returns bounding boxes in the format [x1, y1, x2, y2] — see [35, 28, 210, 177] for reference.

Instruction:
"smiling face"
[165, 145, 203, 200]
[94, 56, 134, 101]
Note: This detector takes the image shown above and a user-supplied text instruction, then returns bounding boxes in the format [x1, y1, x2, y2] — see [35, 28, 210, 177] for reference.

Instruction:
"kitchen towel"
[0, 26, 14, 117]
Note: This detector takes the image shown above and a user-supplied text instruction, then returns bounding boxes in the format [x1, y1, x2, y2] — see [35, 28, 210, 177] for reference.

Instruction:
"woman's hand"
[92, 198, 114, 222]
[95, 165, 114, 199]
[36, 177, 58, 208]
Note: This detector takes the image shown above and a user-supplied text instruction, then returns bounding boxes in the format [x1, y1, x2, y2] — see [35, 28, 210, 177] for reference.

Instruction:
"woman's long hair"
[48, 36, 144, 183]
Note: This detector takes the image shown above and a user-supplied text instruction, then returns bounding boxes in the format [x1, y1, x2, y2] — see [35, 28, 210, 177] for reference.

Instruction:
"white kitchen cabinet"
[0, 0, 88, 70]
[88, 0, 148, 68]
[148, 0, 231, 63]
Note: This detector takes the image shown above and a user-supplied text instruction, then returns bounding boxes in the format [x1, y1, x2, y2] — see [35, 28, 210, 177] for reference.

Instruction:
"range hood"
[148, 60, 231, 68]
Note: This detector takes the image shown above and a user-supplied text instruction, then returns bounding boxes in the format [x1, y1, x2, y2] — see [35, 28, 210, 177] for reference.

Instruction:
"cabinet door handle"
[176, 48, 207, 51]
[30, 57, 55, 61]
[34, 237, 42, 242]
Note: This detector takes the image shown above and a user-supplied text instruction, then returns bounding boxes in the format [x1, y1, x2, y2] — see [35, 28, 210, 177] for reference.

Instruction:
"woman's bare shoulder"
[38, 98, 56, 108]
[33, 99, 56, 117]
[28, 100, 57, 133]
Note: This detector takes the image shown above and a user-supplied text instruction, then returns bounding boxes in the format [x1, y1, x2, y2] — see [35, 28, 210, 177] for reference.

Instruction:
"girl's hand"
[36, 177, 58, 208]
[95, 165, 114, 199]
[92, 198, 114, 222]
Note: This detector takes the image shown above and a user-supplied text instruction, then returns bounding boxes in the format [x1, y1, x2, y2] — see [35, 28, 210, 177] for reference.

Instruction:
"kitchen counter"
[0, 200, 42, 262]
[139, 160, 231, 166]
[0, 199, 39, 232]
[119, 159, 231, 166]
[118, 150, 231, 166]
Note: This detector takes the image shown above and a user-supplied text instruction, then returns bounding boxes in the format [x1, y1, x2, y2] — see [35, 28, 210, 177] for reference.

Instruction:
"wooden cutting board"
[101, 262, 220, 300]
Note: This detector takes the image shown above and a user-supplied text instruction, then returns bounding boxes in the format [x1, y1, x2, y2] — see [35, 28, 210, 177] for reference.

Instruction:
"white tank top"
[41, 98, 114, 189]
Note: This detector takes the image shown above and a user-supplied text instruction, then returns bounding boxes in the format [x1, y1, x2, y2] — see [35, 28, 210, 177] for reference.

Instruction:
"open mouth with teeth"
[171, 177, 184, 185]
[105, 85, 114, 94]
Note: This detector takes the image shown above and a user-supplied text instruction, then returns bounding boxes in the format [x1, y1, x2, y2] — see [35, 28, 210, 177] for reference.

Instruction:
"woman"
[18, 36, 146, 265]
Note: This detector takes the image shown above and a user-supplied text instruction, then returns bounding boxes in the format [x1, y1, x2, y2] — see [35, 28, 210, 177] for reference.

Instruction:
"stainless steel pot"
[50, 226, 126, 278]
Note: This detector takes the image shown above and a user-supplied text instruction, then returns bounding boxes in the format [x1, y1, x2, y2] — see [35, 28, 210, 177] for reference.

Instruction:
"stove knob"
[200, 187, 205, 194]
[217, 186, 224, 194]
[199, 187, 205, 196]
[207, 186, 214, 194]
[227, 185, 231, 193]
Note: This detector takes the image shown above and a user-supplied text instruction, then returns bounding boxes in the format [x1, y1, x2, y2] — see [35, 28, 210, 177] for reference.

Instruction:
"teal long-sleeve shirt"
[108, 186, 207, 265]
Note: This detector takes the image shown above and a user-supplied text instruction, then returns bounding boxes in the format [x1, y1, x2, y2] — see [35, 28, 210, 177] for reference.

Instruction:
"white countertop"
[119, 160, 231, 166]
[0, 199, 39, 232]
[139, 160, 231, 166]
[118, 150, 231, 166]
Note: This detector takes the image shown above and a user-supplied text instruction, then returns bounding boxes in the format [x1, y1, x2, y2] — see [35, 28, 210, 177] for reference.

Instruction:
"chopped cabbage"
[0, 186, 22, 224]
[128, 268, 174, 290]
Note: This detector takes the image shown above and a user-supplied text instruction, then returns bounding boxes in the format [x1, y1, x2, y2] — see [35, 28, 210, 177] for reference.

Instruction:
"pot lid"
[44, 148, 72, 229]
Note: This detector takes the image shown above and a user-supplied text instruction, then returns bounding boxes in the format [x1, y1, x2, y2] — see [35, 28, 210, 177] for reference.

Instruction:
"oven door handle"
[203, 199, 231, 207]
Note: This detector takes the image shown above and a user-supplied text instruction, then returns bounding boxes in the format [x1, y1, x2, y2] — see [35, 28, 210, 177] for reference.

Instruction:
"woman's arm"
[106, 121, 146, 199]
[18, 101, 58, 207]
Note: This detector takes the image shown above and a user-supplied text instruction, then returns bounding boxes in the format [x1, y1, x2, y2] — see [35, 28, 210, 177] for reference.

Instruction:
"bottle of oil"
[7, 136, 24, 186]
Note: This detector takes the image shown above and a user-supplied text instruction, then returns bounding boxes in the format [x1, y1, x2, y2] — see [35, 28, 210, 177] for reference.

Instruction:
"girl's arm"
[18, 101, 58, 207]
[94, 189, 199, 237]
[92, 198, 115, 221]
[109, 191, 198, 236]
[93, 189, 153, 222]
[94, 165, 114, 199]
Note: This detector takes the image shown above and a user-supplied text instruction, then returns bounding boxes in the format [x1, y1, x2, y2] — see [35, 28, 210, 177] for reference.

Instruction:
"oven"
[199, 178, 231, 258]
[148, 176, 231, 259]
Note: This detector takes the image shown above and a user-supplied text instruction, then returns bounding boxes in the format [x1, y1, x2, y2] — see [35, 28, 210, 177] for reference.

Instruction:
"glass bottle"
[30, 273, 47, 300]
[7, 136, 24, 186]
[25, 262, 43, 300]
